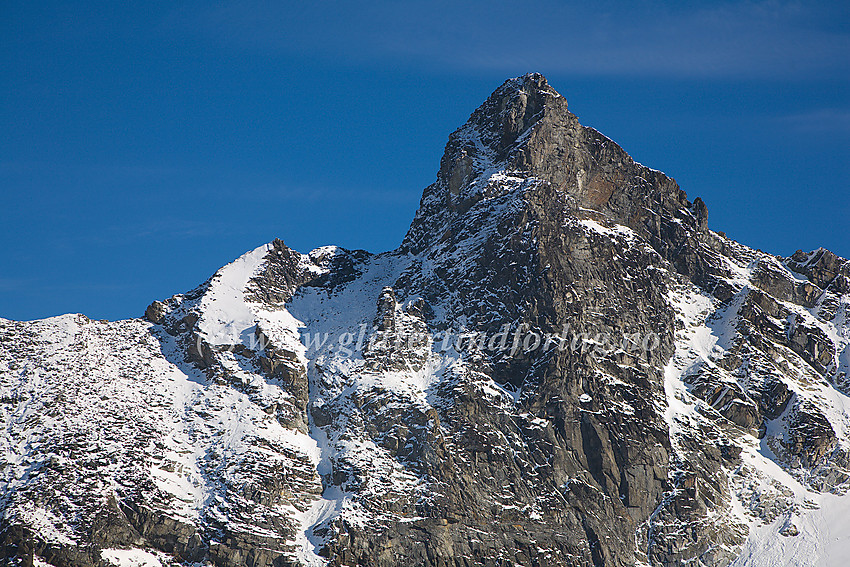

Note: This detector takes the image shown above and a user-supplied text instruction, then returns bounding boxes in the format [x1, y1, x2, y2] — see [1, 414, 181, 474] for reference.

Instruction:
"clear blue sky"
[2, 1, 848, 321]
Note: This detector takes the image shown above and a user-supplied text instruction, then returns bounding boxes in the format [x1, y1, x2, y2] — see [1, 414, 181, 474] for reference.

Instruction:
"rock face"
[2, 74, 850, 567]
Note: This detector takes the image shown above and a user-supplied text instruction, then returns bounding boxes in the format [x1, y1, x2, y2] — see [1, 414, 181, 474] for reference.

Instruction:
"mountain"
[2, 73, 849, 567]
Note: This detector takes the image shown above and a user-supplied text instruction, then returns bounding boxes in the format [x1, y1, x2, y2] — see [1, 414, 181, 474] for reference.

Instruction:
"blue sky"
[2, 1, 848, 320]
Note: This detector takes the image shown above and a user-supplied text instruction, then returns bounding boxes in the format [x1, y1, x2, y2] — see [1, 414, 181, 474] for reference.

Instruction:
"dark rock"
[787, 403, 838, 467]
[788, 248, 850, 295]
[758, 378, 793, 421]
[144, 300, 166, 324]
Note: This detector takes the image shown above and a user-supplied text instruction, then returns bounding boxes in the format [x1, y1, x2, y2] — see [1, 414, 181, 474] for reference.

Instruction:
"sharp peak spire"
[444, 72, 569, 173]
[505, 72, 553, 89]
[491, 72, 563, 102]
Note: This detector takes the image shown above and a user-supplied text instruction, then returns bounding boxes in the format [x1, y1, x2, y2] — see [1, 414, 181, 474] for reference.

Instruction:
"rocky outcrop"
[787, 248, 850, 296]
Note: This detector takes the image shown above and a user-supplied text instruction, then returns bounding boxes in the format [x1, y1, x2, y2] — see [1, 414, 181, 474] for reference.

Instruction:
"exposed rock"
[788, 248, 850, 295]
[787, 403, 838, 468]
[757, 377, 793, 421]
[145, 300, 167, 324]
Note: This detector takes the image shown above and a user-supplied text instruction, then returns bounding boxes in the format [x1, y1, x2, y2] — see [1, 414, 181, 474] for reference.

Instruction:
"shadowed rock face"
[2, 74, 849, 567]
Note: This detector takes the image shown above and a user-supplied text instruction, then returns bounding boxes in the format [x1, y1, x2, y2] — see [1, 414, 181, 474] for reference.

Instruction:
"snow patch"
[99, 548, 165, 567]
[197, 243, 272, 346]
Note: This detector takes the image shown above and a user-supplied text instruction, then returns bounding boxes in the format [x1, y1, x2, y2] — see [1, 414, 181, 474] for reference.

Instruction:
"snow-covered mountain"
[2, 74, 849, 567]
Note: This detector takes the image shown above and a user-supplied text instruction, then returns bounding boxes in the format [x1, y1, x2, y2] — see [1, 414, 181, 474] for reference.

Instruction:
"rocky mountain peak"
[461, 72, 565, 158]
[3, 75, 850, 567]
[404, 73, 703, 270]
[436, 72, 568, 187]
[402, 74, 573, 252]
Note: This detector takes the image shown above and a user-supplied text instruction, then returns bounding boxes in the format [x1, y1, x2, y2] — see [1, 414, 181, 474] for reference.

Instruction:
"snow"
[197, 242, 272, 346]
[662, 285, 716, 441]
[579, 218, 637, 242]
[285, 252, 434, 537]
[100, 548, 165, 567]
[0, 252, 329, 562]
[730, 491, 850, 567]
[664, 272, 850, 567]
[291, 485, 349, 567]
